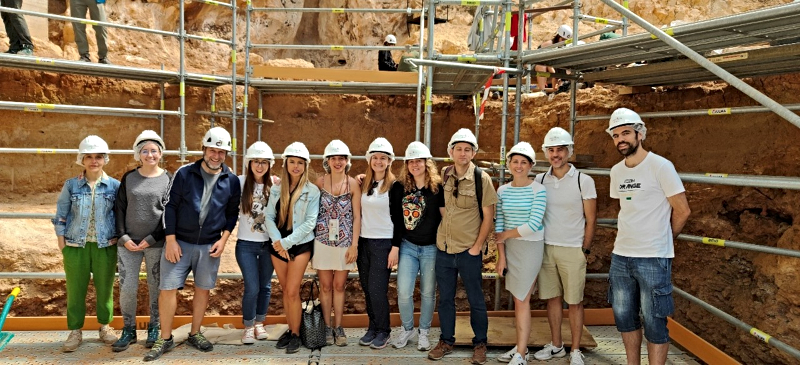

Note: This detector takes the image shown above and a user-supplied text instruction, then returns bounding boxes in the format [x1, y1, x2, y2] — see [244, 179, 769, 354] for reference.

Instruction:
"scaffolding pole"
[243, 0, 253, 174]
[408, 59, 522, 74]
[415, 4, 427, 142]
[576, 14, 623, 26]
[599, 0, 800, 130]
[424, 3, 435, 147]
[576, 104, 800, 120]
[513, 0, 524, 143]
[210, 88, 217, 127]
[179, 0, 187, 163]
[0, 148, 202, 156]
[231, 0, 239, 175]
[0, 101, 179, 118]
[250, 44, 419, 51]
[257, 91, 263, 140]
[252, 7, 423, 13]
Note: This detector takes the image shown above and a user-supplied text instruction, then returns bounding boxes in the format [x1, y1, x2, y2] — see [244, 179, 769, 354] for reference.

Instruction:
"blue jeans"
[436, 248, 487, 345]
[235, 239, 274, 326]
[608, 253, 674, 344]
[397, 239, 437, 331]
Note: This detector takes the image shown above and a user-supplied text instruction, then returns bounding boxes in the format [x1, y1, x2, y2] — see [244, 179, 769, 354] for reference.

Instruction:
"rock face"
[2, 1, 800, 364]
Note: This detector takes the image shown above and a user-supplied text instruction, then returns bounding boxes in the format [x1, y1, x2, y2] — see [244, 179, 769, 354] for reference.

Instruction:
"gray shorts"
[159, 239, 221, 290]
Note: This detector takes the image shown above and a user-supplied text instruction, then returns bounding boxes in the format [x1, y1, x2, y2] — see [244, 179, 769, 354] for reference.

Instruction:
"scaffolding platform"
[520, 3, 800, 72]
[0, 326, 699, 364]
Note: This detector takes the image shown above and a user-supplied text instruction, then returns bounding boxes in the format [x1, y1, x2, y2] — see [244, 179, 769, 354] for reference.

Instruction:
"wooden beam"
[618, 85, 652, 95]
[252, 66, 419, 84]
[668, 318, 741, 365]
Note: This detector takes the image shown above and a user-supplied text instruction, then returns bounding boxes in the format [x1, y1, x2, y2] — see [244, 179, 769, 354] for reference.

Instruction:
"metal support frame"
[576, 104, 800, 121]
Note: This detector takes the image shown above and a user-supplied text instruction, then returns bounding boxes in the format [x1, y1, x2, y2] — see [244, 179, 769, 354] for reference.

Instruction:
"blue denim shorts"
[607, 253, 674, 344]
[159, 239, 221, 290]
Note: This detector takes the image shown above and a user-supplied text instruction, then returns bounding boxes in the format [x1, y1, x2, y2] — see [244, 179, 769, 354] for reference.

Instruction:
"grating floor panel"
[0, 327, 700, 364]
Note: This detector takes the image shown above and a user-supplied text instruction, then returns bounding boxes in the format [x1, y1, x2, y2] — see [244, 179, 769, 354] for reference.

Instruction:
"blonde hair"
[363, 154, 396, 195]
[400, 159, 441, 194]
[277, 158, 311, 229]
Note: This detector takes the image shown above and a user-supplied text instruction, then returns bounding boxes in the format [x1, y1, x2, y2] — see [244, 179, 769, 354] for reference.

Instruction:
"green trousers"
[63, 242, 117, 330]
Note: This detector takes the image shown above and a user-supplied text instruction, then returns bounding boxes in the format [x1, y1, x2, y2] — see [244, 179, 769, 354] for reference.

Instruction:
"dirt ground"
[2, 0, 800, 364]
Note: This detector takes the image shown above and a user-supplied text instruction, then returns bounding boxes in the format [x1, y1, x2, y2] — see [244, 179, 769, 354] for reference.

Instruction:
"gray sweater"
[114, 168, 173, 248]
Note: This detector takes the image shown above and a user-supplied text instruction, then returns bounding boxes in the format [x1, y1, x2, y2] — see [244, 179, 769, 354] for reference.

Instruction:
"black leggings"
[356, 237, 393, 334]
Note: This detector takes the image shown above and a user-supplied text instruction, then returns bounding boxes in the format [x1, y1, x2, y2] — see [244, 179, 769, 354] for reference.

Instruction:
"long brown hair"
[241, 161, 273, 215]
[363, 154, 396, 195]
[278, 158, 311, 229]
[399, 158, 441, 194]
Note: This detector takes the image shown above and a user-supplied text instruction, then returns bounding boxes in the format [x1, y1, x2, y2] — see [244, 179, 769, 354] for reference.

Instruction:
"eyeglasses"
[140, 149, 161, 156]
[452, 177, 467, 198]
[251, 160, 271, 166]
[367, 181, 379, 196]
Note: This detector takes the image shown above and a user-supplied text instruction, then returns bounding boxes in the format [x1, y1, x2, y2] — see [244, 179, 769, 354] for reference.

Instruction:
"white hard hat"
[323, 140, 352, 173]
[245, 141, 275, 168]
[606, 108, 647, 140]
[132, 130, 165, 162]
[366, 137, 395, 162]
[282, 142, 311, 164]
[541, 127, 574, 159]
[557, 24, 573, 39]
[447, 128, 479, 151]
[506, 142, 537, 166]
[202, 127, 232, 152]
[385, 34, 397, 44]
[76, 135, 110, 166]
[404, 141, 432, 160]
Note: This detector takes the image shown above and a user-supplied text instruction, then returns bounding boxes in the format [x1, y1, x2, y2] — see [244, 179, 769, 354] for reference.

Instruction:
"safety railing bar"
[0, 7, 179, 38]
[0, 101, 181, 118]
[197, 0, 234, 8]
[539, 25, 622, 50]
[249, 44, 421, 51]
[408, 59, 524, 74]
[251, 7, 423, 13]
[0, 148, 203, 156]
[575, 104, 800, 121]
[575, 14, 624, 26]
[185, 33, 233, 46]
[435, 0, 505, 6]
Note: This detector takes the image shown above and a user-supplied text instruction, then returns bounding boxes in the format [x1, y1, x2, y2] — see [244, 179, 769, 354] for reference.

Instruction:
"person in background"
[534, 24, 572, 97]
[379, 34, 399, 71]
[70, 0, 110, 63]
[53, 135, 120, 353]
[1, 0, 34, 55]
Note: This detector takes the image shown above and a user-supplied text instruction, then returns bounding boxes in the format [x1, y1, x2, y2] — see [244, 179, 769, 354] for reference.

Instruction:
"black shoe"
[143, 336, 175, 361]
[111, 325, 137, 352]
[79, 53, 91, 62]
[4, 49, 19, 54]
[145, 324, 159, 348]
[359, 329, 376, 346]
[187, 332, 213, 352]
[285, 333, 301, 354]
[98, 57, 112, 65]
[275, 329, 292, 349]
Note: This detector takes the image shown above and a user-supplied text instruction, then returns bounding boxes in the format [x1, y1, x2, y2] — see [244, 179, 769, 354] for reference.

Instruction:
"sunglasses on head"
[452, 177, 467, 198]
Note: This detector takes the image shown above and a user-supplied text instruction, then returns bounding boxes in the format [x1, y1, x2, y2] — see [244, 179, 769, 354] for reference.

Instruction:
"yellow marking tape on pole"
[332, 8, 345, 13]
[203, 0, 218, 5]
[704, 173, 729, 178]
[37, 103, 55, 109]
[479, 19, 483, 31]
[201, 37, 215, 43]
[462, 0, 480, 6]
[160, 100, 165, 110]
[425, 86, 432, 106]
[329, 82, 343, 87]
[565, 39, 573, 45]
[180, 82, 185, 97]
[701, 237, 726, 247]
[139, 272, 148, 279]
[231, 50, 236, 64]
[211, 103, 216, 112]
[331, 45, 345, 51]
[709, 53, 748, 63]
[35, 58, 55, 65]
[258, 109, 263, 119]
[246, 0, 251, 5]
[202, 76, 215, 81]
[750, 328, 772, 343]
[36, 149, 56, 154]
[623, 0, 629, 8]
[595, 17, 609, 24]
[482, 272, 498, 279]
[457, 55, 477, 62]
[535, 72, 551, 78]
[232, 138, 237, 152]
[708, 108, 731, 115]
[505, 11, 512, 32]
[81, 20, 98, 25]
[651, 28, 674, 39]
[443, 158, 453, 163]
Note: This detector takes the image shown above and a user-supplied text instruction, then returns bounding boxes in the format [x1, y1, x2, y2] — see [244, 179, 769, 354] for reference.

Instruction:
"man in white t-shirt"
[524, 127, 597, 365]
[607, 108, 691, 365]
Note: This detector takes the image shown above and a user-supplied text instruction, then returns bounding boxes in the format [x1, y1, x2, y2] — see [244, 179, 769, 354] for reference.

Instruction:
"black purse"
[299, 279, 326, 349]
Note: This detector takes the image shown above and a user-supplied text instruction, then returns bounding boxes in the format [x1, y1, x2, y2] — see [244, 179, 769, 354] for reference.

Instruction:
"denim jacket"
[53, 173, 121, 248]
[265, 182, 320, 250]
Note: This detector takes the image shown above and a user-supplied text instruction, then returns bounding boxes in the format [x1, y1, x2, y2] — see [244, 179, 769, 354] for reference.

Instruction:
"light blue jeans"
[396, 239, 437, 331]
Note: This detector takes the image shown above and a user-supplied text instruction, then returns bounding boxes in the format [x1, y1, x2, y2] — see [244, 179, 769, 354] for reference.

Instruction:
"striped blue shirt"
[495, 181, 547, 241]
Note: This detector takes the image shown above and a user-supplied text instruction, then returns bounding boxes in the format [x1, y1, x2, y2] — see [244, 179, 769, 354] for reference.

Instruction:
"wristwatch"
[582, 248, 591, 255]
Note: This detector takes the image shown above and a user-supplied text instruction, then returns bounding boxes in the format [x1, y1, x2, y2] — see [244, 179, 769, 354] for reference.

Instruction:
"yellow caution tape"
[535, 72, 551, 77]
[331, 45, 345, 51]
[211, 104, 216, 112]
[232, 138, 237, 152]
[595, 17, 609, 24]
[202, 76, 215, 81]
[36, 149, 56, 154]
[708, 108, 731, 115]
[81, 20, 98, 25]
[37, 103, 56, 109]
[651, 28, 674, 39]
[750, 328, 772, 343]
[623, 0, 629, 8]
[332, 8, 345, 13]
[180, 82, 185, 97]
[457, 55, 477, 62]
[461, 0, 480, 5]
[709, 53, 748, 63]
[329, 82, 343, 87]
[258, 109, 263, 119]
[704, 173, 729, 178]
[35, 58, 55, 65]
[160, 100, 165, 110]
[702, 237, 726, 247]
[425, 86, 432, 106]
[504, 12, 511, 32]
[231, 50, 237, 63]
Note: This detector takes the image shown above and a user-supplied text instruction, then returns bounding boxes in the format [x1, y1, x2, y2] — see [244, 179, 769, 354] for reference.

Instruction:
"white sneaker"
[507, 352, 527, 365]
[98, 324, 118, 344]
[254, 324, 268, 340]
[417, 328, 431, 351]
[242, 326, 256, 344]
[533, 342, 566, 361]
[391, 327, 417, 349]
[62, 330, 82, 352]
[570, 349, 585, 365]
[497, 346, 529, 362]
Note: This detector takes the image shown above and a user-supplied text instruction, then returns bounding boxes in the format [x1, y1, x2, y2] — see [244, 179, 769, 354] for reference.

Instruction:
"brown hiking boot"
[427, 340, 453, 360]
[471, 343, 487, 364]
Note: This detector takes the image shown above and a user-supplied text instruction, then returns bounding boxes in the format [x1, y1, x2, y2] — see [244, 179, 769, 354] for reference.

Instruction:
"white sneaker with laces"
[507, 352, 527, 365]
[570, 349, 585, 365]
[534, 342, 566, 361]
[391, 327, 417, 349]
[254, 324, 268, 340]
[98, 324, 118, 344]
[497, 346, 529, 362]
[242, 326, 256, 344]
[417, 328, 431, 351]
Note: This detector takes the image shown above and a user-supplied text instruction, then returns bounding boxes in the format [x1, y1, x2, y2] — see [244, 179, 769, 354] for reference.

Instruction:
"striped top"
[495, 181, 547, 241]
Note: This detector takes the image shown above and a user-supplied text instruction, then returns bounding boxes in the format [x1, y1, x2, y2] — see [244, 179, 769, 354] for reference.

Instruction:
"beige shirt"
[436, 162, 498, 254]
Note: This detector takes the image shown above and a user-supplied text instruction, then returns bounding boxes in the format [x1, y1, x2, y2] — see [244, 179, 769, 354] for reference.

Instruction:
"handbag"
[299, 279, 326, 349]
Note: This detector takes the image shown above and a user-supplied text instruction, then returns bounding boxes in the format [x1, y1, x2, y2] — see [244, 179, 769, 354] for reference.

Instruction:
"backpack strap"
[442, 165, 455, 186]
[577, 171, 582, 194]
[474, 166, 483, 221]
